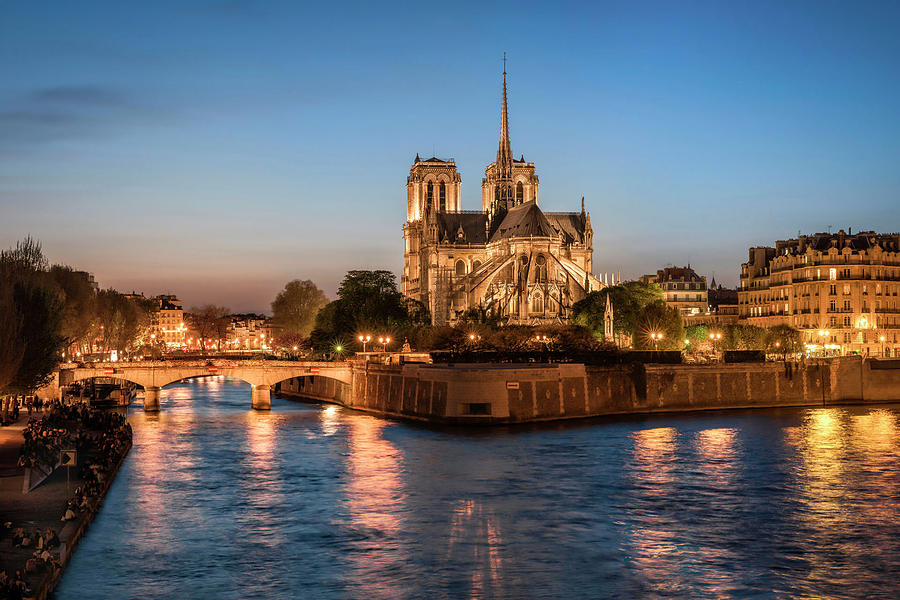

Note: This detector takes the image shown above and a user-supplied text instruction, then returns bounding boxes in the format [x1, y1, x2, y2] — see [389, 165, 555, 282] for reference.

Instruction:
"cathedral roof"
[544, 212, 588, 244]
[489, 201, 587, 243]
[435, 212, 488, 244]
[490, 201, 556, 241]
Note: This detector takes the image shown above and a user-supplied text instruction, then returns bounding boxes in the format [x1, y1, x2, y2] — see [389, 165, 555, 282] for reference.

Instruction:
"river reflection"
[57, 381, 900, 599]
[340, 416, 408, 600]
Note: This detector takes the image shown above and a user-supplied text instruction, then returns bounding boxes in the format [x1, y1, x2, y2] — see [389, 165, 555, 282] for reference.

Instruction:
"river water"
[56, 377, 900, 599]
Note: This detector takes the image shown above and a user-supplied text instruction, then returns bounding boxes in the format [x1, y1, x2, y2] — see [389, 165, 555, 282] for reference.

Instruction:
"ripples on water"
[57, 378, 900, 599]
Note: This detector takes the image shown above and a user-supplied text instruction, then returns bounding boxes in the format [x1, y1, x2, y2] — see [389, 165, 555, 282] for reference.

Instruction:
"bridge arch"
[60, 361, 353, 412]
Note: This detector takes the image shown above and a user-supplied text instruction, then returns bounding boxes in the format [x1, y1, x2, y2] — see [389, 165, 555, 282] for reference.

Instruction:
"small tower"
[604, 294, 614, 342]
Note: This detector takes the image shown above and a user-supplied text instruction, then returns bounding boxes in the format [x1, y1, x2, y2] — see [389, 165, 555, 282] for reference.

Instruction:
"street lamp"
[818, 329, 830, 356]
[358, 334, 371, 353]
[378, 336, 392, 352]
[709, 331, 722, 355]
[649, 332, 664, 352]
[880, 335, 886, 357]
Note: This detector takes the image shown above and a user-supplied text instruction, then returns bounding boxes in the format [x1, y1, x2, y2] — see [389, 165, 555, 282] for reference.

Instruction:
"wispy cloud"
[0, 84, 167, 151]
[30, 85, 133, 108]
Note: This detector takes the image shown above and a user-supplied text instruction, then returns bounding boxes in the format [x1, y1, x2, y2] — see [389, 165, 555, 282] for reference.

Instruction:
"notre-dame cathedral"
[401, 68, 600, 326]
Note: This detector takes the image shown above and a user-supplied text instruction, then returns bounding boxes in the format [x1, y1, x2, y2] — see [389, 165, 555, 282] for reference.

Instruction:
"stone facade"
[641, 266, 708, 317]
[278, 357, 900, 425]
[401, 70, 600, 326]
[149, 295, 185, 347]
[739, 230, 900, 356]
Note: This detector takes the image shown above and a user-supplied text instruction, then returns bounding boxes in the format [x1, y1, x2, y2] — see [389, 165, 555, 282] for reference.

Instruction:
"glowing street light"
[708, 331, 722, 354]
[358, 334, 372, 353]
[378, 336, 391, 352]
[817, 329, 830, 356]
[649, 332, 664, 351]
[880, 335, 887, 357]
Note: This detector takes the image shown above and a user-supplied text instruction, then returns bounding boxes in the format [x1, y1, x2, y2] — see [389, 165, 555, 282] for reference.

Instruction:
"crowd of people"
[2, 402, 133, 599]
[0, 569, 31, 600]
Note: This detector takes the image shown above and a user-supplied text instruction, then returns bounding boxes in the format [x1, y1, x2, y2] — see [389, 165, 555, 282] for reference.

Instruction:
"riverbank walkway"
[0, 406, 132, 599]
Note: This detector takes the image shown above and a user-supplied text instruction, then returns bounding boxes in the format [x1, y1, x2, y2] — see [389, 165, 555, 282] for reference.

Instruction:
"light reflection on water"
[57, 378, 900, 599]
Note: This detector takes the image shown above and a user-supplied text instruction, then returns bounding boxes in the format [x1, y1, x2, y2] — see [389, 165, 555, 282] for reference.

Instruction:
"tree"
[633, 300, 684, 350]
[0, 237, 66, 396]
[0, 285, 24, 394]
[309, 270, 426, 354]
[188, 305, 231, 351]
[721, 324, 768, 351]
[274, 332, 308, 354]
[572, 281, 665, 344]
[271, 279, 328, 337]
[92, 290, 152, 355]
[768, 324, 801, 357]
[49, 265, 97, 355]
[684, 324, 710, 353]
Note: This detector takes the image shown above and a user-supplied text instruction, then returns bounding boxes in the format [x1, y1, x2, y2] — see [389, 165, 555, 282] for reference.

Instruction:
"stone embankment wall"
[278, 356, 900, 424]
[831, 356, 900, 404]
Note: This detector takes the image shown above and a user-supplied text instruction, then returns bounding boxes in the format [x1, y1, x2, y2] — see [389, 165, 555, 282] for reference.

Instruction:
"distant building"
[401, 68, 600, 326]
[73, 270, 99, 292]
[684, 279, 739, 327]
[641, 266, 708, 318]
[739, 229, 900, 356]
[150, 295, 185, 348]
[225, 313, 273, 351]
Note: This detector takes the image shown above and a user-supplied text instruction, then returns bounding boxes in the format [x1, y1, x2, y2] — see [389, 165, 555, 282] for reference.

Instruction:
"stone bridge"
[55, 360, 353, 411]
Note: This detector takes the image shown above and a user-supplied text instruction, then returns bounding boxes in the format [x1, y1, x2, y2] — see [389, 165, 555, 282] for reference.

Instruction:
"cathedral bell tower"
[402, 156, 461, 307]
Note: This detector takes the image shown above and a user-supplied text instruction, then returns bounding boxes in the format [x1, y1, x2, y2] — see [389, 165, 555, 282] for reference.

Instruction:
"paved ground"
[0, 413, 87, 592]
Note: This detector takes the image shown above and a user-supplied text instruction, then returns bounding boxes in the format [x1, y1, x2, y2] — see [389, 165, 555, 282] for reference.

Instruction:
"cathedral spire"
[497, 52, 513, 178]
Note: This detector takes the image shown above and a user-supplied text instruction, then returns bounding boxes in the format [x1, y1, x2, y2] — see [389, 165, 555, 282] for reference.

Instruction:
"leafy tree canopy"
[632, 300, 684, 350]
[309, 270, 428, 354]
[271, 279, 328, 336]
[0, 237, 65, 394]
[572, 281, 665, 341]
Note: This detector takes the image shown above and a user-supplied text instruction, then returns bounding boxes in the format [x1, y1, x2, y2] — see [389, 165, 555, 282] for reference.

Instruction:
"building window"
[516, 181, 524, 203]
[829, 285, 836, 295]
[455, 260, 466, 276]
[439, 181, 447, 212]
[829, 268, 837, 280]
[548, 293, 559, 313]
[531, 292, 544, 313]
[844, 316, 851, 326]
[535, 255, 547, 282]
[425, 182, 434, 212]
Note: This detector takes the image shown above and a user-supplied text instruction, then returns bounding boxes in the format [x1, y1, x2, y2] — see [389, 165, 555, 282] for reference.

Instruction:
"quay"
[33, 355, 900, 424]
[278, 355, 900, 424]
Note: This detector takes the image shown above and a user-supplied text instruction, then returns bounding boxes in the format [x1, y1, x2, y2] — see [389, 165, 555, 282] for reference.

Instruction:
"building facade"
[150, 295, 185, 348]
[641, 266, 709, 318]
[739, 230, 900, 356]
[401, 70, 600, 326]
[225, 313, 274, 351]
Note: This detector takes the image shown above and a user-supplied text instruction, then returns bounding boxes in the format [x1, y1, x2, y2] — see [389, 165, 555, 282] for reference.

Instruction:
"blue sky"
[2, 0, 899, 312]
